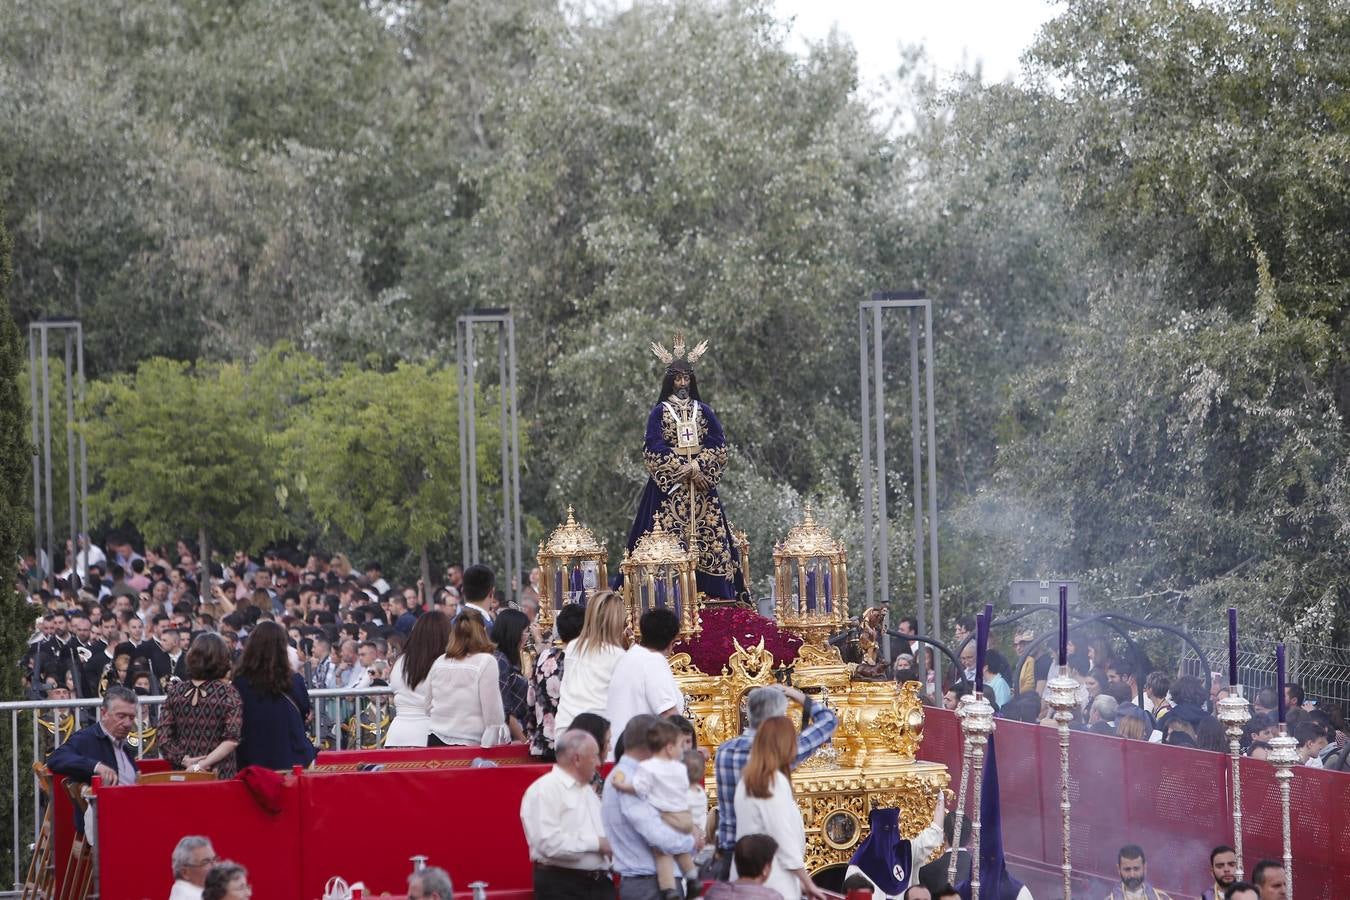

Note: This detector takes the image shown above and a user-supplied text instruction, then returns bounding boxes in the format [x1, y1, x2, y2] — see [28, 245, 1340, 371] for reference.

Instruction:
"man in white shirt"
[458, 564, 497, 628]
[520, 729, 613, 899]
[605, 608, 684, 757]
[168, 835, 217, 900]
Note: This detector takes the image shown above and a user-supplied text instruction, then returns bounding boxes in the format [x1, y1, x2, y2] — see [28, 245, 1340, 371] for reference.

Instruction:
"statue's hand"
[692, 473, 711, 491]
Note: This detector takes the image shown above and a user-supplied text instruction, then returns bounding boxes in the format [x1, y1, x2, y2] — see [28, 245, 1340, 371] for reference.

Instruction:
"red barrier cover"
[315, 744, 537, 770]
[297, 764, 549, 896]
[919, 708, 1350, 898]
[96, 774, 303, 900]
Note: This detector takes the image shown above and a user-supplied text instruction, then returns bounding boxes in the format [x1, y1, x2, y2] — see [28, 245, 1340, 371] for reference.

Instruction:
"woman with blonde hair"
[733, 717, 826, 899]
[553, 590, 630, 734]
[424, 609, 509, 747]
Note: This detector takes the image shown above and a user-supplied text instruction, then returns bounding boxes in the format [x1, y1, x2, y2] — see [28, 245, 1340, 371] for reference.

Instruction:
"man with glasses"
[407, 866, 454, 900]
[169, 835, 217, 899]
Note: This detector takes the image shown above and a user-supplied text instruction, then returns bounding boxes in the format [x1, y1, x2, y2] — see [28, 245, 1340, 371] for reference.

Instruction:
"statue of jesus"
[624, 334, 744, 600]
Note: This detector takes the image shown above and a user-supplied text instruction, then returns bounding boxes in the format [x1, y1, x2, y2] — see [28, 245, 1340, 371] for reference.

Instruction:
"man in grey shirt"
[601, 714, 699, 899]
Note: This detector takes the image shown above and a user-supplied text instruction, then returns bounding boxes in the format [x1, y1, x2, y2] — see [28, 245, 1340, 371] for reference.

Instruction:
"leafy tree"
[281, 361, 506, 591]
[0, 192, 35, 876]
[82, 356, 296, 570]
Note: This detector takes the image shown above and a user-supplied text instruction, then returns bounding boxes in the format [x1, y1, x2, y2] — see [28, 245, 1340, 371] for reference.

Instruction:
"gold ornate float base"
[675, 639, 950, 875]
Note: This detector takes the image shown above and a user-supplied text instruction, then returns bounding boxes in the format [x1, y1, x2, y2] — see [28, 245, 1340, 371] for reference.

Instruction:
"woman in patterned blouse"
[159, 633, 244, 777]
[490, 609, 531, 742]
[525, 603, 586, 759]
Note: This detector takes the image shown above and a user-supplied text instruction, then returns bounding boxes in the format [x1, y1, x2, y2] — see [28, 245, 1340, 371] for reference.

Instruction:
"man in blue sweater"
[47, 685, 140, 834]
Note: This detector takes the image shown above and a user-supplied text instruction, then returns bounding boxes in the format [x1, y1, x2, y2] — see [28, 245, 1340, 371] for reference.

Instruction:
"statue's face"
[672, 372, 691, 399]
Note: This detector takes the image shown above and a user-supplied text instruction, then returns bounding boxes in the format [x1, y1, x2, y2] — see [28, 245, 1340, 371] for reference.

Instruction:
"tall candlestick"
[1058, 585, 1068, 667]
[1228, 607, 1239, 687]
[1276, 643, 1286, 724]
[974, 612, 987, 694]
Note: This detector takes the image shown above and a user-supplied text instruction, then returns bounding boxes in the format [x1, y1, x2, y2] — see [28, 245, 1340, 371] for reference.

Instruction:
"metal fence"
[2, 686, 393, 896]
[1178, 628, 1350, 709]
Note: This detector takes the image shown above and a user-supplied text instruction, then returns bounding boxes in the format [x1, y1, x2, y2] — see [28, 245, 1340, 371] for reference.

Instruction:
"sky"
[772, 0, 1061, 89]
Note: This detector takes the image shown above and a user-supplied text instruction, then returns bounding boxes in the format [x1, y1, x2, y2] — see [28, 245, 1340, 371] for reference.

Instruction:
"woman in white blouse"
[733, 717, 826, 900]
[554, 590, 629, 734]
[425, 609, 509, 747]
[383, 610, 451, 747]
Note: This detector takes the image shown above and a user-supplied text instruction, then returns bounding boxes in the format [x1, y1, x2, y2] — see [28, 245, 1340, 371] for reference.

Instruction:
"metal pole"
[457, 322, 471, 568]
[10, 710, 18, 889]
[1218, 691, 1252, 879]
[908, 307, 927, 683]
[872, 305, 888, 635]
[858, 308, 874, 612]
[77, 323, 89, 560]
[40, 326, 55, 580]
[64, 332, 78, 577]
[497, 324, 512, 596]
[28, 328, 41, 575]
[507, 315, 523, 592]
[924, 302, 943, 690]
[465, 325, 480, 562]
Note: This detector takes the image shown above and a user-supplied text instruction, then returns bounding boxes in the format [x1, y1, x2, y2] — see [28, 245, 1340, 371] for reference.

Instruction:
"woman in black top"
[490, 609, 530, 742]
[231, 620, 316, 770]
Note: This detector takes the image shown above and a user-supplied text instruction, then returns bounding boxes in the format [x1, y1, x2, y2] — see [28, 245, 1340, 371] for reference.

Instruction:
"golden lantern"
[620, 525, 701, 642]
[773, 505, 849, 648]
[536, 507, 609, 634]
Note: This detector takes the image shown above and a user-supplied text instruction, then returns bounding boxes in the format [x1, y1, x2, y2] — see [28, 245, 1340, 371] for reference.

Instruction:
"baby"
[614, 720, 704, 900]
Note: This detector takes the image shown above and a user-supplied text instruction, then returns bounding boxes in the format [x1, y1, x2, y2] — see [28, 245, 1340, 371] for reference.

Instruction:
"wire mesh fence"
[1178, 628, 1350, 710]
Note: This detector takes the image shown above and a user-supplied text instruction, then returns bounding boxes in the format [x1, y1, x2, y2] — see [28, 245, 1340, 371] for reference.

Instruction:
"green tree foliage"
[3, 0, 1348, 643]
[0, 191, 35, 877]
[81, 354, 300, 560]
[280, 361, 504, 588]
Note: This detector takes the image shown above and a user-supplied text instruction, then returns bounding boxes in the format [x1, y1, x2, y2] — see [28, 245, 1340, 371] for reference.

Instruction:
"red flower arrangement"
[677, 605, 802, 675]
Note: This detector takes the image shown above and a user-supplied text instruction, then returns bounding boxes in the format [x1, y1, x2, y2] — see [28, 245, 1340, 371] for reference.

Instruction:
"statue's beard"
[674, 387, 690, 400]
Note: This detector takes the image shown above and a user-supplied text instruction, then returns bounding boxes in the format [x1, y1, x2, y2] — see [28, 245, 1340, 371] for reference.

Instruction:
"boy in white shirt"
[613, 719, 702, 899]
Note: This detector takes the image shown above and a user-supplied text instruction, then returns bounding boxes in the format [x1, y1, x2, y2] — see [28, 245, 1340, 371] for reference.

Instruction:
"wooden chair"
[57, 780, 94, 900]
[21, 763, 56, 899]
[137, 769, 218, 784]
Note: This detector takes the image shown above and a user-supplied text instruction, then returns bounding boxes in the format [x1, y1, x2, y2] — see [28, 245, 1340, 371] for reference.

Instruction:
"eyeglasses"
[188, 856, 218, 868]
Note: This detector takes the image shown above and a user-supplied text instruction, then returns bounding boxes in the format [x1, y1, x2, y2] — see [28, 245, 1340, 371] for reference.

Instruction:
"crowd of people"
[18, 537, 1323, 898]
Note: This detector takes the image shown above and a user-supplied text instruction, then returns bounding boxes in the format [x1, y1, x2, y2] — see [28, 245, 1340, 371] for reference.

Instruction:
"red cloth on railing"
[919, 708, 1350, 899]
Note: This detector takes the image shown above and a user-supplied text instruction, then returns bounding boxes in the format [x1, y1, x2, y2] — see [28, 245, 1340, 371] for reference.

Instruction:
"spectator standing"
[1013, 628, 1051, 694]
[231, 621, 316, 770]
[1201, 846, 1238, 900]
[1250, 861, 1286, 900]
[609, 719, 701, 898]
[981, 649, 1013, 709]
[458, 564, 497, 628]
[1224, 884, 1258, 900]
[704, 835, 782, 900]
[732, 717, 826, 900]
[569, 713, 613, 795]
[1103, 844, 1172, 900]
[519, 729, 614, 899]
[425, 609, 509, 747]
[169, 836, 217, 900]
[713, 685, 836, 878]
[159, 633, 244, 777]
[556, 591, 630, 734]
[492, 608, 531, 742]
[385, 610, 452, 747]
[528, 603, 586, 759]
[605, 608, 685, 757]
[601, 715, 697, 900]
[202, 861, 252, 900]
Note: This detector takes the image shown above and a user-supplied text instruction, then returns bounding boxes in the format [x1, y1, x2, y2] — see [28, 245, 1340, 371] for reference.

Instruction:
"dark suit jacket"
[46, 721, 139, 832]
[134, 639, 186, 688]
[918, 847, 971, 895]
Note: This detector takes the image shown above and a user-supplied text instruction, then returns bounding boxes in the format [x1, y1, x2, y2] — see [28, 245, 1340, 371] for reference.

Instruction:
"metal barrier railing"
[1, 685, 394, 895]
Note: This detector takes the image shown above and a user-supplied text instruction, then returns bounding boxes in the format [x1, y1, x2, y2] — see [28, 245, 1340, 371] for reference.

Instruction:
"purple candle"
[1228, 607, 1239, 687]
[1058, 585, 1068, 667]
[805, 570, 817, 612]
[823, 570, 833, 613]
[974, 612, 987, 694]
[1276, 643, 1286, 724]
